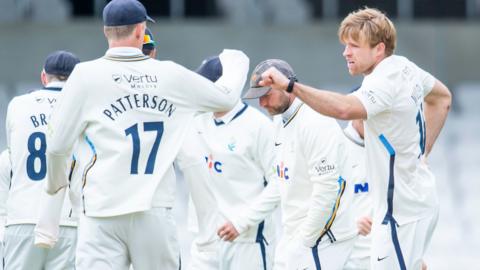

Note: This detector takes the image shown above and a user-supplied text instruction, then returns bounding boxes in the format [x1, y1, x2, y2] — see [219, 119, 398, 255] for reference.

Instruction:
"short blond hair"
[338, 7, 396, 56]
[104, 24, 137, 40]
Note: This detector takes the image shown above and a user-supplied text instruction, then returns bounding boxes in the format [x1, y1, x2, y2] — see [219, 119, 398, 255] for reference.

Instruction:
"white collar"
[343, 122, 364, 147]
[105, 47, 143, 57]
[44, 81, 65, 88]
[213, 101, 247, 125]
[281, 98, 303, 126]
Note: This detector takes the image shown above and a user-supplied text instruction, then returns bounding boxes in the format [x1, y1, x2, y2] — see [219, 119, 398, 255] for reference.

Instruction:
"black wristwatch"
[286, 76, 297, 93]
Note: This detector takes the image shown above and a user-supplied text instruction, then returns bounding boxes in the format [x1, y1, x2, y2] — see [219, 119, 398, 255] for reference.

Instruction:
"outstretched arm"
[423, 79, 451, 156]
[259, 67, 367, 120]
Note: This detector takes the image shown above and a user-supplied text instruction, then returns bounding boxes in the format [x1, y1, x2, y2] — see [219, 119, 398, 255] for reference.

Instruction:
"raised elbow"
[443, 89, 452, 112]
[337, 107, 353, 120]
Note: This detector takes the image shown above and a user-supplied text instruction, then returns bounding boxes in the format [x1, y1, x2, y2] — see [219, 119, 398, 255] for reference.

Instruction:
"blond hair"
[104, 24, 137, 40]
[338, 7, 397, 56]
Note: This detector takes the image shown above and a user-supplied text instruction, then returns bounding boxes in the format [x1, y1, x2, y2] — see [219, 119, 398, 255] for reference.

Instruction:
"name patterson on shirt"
[103, 94, 177, 121]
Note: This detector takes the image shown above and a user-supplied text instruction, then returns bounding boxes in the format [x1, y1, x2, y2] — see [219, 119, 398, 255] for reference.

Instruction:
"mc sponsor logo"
[205, 154, 223, 173]
[275, 162, 289, 180]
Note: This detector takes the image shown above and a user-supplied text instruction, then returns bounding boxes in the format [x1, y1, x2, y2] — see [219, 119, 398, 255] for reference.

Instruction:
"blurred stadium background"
[0, 0, 479, 268]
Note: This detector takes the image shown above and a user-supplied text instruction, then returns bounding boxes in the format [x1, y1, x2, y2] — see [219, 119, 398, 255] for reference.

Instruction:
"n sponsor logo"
[354, 182, 369, 193]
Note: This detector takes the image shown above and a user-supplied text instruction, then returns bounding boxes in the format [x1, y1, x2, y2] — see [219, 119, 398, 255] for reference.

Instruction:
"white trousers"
[371, 209, 439, 270]
[188, 239, 274, 270]
[188, 240, 219, 270]
[218, 239, 274, 270]
[344, 234, 371, 270]
[76, 207, 180, 270]
[3, 224, 76, 270]
[274, 234, 356, 270]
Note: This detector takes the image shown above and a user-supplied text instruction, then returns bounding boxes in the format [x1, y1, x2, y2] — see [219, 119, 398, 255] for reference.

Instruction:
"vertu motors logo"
[112, 74, 122, 83]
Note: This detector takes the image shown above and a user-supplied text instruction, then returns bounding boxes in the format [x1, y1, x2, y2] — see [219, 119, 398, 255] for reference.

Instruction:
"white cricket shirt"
[352, 55, 438, 225]
[0, 150, 10, 219]
[194, 101, 277, 243]
[46, 48, 249, 217]
[6, 82, 77, 226]
[233, 99, 357, 247]
[342, 123, 371, 268]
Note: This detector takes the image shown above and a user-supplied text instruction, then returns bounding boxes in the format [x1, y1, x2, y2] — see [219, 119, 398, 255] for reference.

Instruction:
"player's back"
[47, 49, 249, 217]
[6, 87, 74, 225]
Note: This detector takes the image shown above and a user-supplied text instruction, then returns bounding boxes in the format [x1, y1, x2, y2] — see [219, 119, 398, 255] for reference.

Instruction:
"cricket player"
[140, 30, 225, 270]
[187, 55, 277, 270]
[0, 149, 10, 269]
[219, 59, 358, 270]
[4, 50, 80, 270]
[142, 27, 157, 58]
[342, 119, 372, 270]
[257, 8, 452, 270]
[43, 0, 249, 269]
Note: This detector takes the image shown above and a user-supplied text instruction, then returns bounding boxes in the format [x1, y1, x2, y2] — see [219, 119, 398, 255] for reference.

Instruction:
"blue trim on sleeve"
[85, 136, 97, 154]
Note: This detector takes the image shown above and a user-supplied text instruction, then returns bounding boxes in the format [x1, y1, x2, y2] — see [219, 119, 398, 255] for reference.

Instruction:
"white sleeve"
[299, 118, 345, 247]
[5, 98, 16, 158]
[351, 77, 394, 119]
[229, 118, 279, 234]
[254, 117, 276, 184]
[230, 178, 280, 235]
[34, 186, 67, 248]
[173, 49, 249, 113]
[0, 150, 10, 217]
[418, 67, 436, 96]
[177, 130, 221, 246]
[0, 150, 10, 242]
[175, 125, 206, 170]
[45, 67, 88, 194]
[35, 152, 79, 248]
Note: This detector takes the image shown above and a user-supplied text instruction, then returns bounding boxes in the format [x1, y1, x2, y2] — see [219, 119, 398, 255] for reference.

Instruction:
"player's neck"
[108, 38, 143, 50]
[214, 111, 228, 118]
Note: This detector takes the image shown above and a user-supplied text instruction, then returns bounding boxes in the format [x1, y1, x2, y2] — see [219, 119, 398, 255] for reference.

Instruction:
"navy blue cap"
[195, 56, 223, 82]
[103, 0, 155, 26]
[44, 51, 80, 77]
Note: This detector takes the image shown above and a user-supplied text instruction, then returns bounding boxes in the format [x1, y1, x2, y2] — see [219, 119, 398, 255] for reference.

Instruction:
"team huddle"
[0, 0, 452, 269]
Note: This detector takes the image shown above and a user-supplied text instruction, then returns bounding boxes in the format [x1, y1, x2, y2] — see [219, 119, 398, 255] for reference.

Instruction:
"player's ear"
[40, 70, 48, 86]
[135, 22, 145, 41]
[375, 42, 386, 58]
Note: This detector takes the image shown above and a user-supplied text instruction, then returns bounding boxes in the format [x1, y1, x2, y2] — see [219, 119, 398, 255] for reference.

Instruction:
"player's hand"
[217, 221, 240, 242]
[357, 216, 372, 236]
[259, 67, 290, 91]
